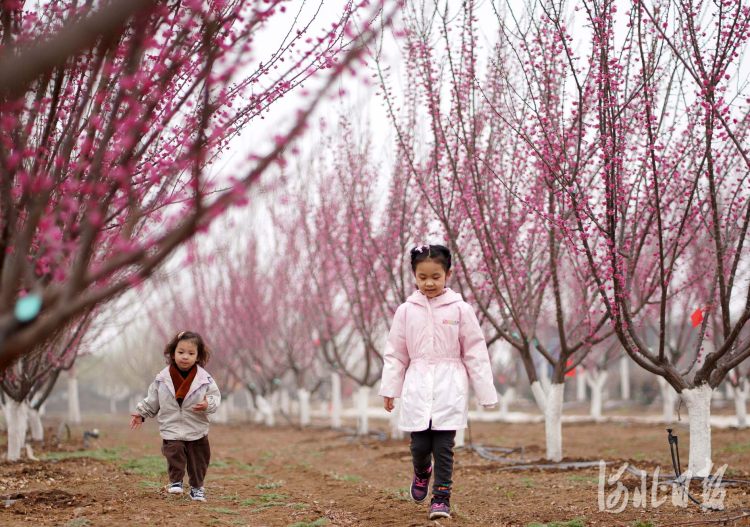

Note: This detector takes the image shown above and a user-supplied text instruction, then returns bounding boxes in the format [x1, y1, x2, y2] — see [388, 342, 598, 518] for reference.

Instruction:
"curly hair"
[163, 331, 212, 367]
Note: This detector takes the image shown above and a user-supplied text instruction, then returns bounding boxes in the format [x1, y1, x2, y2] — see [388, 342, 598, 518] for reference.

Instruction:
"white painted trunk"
[38, 402, 46, 417]
[356, 385, 370, 436]
[109, 397, 117, 414]
[298, 389, 311, 427]
[28, 407, 43, 441]
[213, 400, 229, 423]
[576, 368, 587, 401]
[726, 383, 736, 400]
[735, 380, 749, 429]
[455, 427, 465, 448]
[280, 389, 290, 415]
[531, 381, 564, 462]
[620, 356, 630, 400]
[255, 395, 275, 427]
[331, 372, 342, 429]
[681, 384, 715, 477]
[270, 390, 280, 413]
[245, 391, 256, 422]
[4, 400, 29, 461]
[498, 388, 515, 416]
[389, 398, 404, 440]
[226, 394, 236, 419]
[68, 376, 81, 424]
[657, 377, 676, 424]
[587, 370, 609, 421]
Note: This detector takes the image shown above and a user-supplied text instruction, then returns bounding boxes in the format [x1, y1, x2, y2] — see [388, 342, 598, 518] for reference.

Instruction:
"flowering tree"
[0, 0, 393, 370]
[1, 311, 93, 460]
[559, 0, 750, 476]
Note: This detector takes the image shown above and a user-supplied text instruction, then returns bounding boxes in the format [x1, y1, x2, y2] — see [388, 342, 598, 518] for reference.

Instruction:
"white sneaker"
[168, 482, 183, 494]
[190, 486, 206, 502]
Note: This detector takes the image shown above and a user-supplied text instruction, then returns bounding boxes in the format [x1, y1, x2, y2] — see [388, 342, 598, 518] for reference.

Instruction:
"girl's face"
[174, 340, 199, 371]
[414, 259, 452, 298]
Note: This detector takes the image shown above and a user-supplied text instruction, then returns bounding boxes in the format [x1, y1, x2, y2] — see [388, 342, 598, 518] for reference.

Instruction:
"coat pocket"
[451, 365, 469, 396]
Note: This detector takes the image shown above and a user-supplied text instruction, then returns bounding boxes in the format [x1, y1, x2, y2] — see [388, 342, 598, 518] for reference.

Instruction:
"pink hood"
[379, 288, 497, 431]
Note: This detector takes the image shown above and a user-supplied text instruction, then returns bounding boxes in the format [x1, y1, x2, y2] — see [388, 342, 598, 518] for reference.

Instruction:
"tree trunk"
[331, 372, 342, 429]
[726, 383, 736, 400]
[68, 374, 81, 424]
[734, 380, 749, 429]
[280, 389, 290, 416]
[245, 391, 256, 422]
[28, 407, 43, 441]
[681, 384, 715, 477]
[657, 377, 676, 424]
[4, 400, 29, 461]
[109, 397, 117, 415]
[499, 388, 515, 416]
[226, 393, 236, 420]
[531, 381, 564, 461]
[213, 399, 229, 423]
[255, 395, 274, 426]
[576, 368, 587, 402]
[356, 385, 370, 436]
[298, 389, 311, 427]
[389, 398, 404, 440]
[587, 369, 609, 421]
[455, 427, 465, 448]
[620, 356, 630, 400]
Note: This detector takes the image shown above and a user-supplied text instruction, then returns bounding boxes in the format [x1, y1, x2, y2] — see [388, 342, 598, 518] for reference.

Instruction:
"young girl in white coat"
[380, 244, 497, 520]
[130, 331, 221, 502]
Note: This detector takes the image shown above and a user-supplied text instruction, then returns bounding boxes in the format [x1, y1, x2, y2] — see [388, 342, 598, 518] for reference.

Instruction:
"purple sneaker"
[429, 498, 451, 519]
[409, 466, 432, 502]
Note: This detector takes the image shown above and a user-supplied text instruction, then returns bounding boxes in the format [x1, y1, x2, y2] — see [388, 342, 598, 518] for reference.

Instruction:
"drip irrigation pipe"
[666, 428, 729, 512]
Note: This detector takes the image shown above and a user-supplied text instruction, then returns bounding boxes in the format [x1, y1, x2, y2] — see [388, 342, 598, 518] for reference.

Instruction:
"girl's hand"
[129, 414, 143, 429]
[383, 397, 395, 412]
[192, 395, 209, 412]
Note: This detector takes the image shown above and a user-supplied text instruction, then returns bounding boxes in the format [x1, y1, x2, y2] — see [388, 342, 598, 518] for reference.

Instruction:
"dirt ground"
[2, 416, 750, 526]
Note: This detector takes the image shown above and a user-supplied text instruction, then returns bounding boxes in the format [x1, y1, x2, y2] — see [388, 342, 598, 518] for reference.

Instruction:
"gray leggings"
[410, 422, 456, 498]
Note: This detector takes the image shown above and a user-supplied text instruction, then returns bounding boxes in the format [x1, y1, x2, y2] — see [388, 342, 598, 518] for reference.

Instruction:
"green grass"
[330, 473, 361, 482]
[634, 452, 647, 460]
[310, 451, 325, 457]
[519, 477, 538, 488]
[120, 455, 166, 478]
[495, 485, 514, 499]
[260, 493, 289, 501]
[219, 494, 239, 500]
[203, 507, 240, 515]
[632, 521, 658, 527]
[720, 442, 750, 453]
[285, 465, 298, 470]
[299, 460, 311, 468]
[239, 498, 257, 506]
[287, 520, 329, 527]
[41, 447, 126, 461]
[380, 487, 410, 501]
[256, 482, 282, 489]
[139, 480, 164, 488]
[249, 501, 287, 512]
[526, 519, 587, 527]
[63, 521, 89, 527]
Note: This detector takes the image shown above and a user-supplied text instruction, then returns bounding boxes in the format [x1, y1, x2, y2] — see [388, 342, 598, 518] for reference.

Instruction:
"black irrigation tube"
[308, 423, 388, 441]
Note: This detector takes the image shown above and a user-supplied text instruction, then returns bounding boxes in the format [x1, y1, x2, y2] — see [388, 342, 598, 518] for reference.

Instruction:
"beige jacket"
[136, 365, 221, 441]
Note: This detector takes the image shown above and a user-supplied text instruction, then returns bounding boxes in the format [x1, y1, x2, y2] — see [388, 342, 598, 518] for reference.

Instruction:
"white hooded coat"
[136, 365, 221, 441]
[379, 288, 498, 431]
